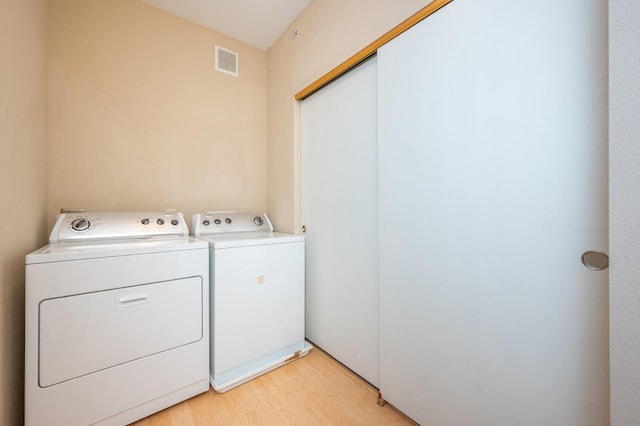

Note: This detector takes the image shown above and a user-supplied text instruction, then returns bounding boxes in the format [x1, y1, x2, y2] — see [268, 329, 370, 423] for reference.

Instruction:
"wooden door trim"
[294, 0, 453, 101]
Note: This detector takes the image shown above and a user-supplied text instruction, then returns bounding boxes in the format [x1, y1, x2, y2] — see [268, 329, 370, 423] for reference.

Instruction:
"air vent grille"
[215, 45, 238, 77]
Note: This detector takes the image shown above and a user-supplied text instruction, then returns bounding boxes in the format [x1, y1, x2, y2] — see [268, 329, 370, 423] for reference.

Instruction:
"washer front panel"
[211, 241, 305, 375]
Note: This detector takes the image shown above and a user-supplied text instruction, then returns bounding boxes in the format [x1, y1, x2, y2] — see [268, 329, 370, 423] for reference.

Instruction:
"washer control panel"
[192, 212, 273, 236]
[50, 211, 189, 243]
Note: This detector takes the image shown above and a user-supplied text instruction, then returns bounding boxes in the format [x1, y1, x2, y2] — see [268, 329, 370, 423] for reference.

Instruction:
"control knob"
[71, 218, 90, 232]
[253, 216, 264, 226]
[156, 218, 165, 225]
[141, 218, 150, 225]
[171, 219, 179, 226]
[203, 219, 210, 226]
[214, 219, 221, 225]
[225, 218, 232, 224]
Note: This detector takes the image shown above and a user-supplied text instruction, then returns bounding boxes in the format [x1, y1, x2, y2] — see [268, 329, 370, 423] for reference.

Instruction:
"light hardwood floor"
[131, 346, 415, 425]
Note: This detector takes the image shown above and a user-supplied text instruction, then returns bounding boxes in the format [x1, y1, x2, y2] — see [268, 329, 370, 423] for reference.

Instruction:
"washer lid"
[197, 232, 304, 249]
[26, 236, 208, 264]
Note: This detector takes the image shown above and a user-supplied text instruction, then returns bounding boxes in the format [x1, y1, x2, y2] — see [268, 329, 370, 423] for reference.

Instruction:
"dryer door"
[39, 277, 203, 387]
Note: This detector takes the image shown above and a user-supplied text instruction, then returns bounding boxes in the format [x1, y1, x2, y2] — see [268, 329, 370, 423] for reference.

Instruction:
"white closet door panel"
[378, 1, 608, 425]
[301, 57, 379, 386]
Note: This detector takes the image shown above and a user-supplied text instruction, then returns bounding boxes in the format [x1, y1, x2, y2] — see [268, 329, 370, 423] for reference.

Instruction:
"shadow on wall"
[0, 249, 27, 425]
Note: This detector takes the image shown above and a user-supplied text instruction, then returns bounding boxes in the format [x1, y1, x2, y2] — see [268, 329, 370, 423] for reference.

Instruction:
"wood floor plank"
[130, 347, 415, 425]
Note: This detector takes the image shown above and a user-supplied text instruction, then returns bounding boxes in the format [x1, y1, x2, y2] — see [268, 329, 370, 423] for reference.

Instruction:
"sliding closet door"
[301, 57, 378, 386]
[378, 1, 608, 425]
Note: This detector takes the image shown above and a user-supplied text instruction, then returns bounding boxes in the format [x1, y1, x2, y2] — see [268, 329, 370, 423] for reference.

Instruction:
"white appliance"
[192, 211, 311, 392]
[25, 211, 210, 426]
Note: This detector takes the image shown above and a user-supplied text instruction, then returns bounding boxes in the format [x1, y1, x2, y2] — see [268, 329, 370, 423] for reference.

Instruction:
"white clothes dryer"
[25, 211, 209, 426]
[192, 211, 311, 392]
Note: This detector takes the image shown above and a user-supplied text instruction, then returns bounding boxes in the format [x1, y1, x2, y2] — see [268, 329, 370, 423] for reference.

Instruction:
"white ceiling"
[141, 0, 312, 51]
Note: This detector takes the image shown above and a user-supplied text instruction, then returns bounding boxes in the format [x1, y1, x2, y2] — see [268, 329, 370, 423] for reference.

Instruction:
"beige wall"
[266, 0, 434, 233]
[48, 0, 267, 228]
[0, 0, 48, 423]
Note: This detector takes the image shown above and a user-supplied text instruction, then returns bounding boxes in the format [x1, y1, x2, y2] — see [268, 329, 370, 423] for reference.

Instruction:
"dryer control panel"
[50, 211, 190, 243]
[192, 212, 273, 236]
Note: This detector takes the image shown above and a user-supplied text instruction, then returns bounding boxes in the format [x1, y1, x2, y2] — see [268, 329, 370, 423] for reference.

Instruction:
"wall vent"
[215, 45, 239, 77]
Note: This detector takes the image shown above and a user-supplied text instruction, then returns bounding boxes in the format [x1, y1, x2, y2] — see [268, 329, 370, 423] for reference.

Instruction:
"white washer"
[25, 211, 210, 426]
[192, 211, 311, 392]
